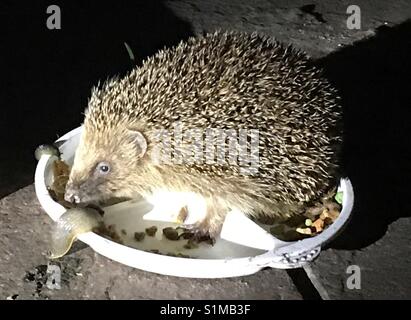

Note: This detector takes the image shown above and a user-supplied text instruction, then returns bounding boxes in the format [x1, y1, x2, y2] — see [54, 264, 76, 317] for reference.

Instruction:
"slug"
[35, 143, 61, 161]
[50, 207, 103, 259]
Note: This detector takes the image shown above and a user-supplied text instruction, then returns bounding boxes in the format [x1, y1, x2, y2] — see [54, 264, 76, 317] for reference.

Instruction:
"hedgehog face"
[65, 126, 148, 205]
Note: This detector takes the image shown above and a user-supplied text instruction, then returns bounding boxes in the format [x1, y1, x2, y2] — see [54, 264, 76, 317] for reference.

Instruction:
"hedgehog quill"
[65, 31, 342, 238]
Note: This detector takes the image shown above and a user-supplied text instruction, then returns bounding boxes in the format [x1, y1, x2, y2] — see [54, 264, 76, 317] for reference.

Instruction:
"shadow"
[286, 268, 322, 300]
[0, 0, 193, 198]
[316, 20, 411, 249]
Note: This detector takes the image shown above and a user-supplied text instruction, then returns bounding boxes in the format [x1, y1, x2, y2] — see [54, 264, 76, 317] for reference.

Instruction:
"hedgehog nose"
[64, 190, 81, 204]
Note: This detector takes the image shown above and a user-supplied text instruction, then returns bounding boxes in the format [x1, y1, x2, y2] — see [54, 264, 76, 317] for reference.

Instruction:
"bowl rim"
[34, 126, 354, 278]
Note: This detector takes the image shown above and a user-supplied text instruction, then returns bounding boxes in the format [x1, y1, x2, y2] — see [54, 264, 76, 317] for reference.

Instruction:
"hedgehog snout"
[65, 178, 103, 205]
[64, 179, 85, 204]
[64, 188, 81, 204]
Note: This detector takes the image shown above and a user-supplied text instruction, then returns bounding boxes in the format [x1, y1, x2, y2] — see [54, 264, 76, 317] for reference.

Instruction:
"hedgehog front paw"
[182, 198, 227, 243]
[184, 221, 219, 245]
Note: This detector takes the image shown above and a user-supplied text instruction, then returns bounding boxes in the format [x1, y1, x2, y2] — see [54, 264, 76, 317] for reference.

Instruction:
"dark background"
[0, 0, 194, 197]
[1, 1, 410, 251]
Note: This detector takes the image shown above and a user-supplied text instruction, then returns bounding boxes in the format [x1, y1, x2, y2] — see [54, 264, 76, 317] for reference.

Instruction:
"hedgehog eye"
[96, 162, 110, 175]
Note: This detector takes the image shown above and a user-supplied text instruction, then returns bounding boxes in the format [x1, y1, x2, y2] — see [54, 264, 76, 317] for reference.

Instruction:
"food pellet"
[134, 232, 146, 242]
[296, 227, 312, 235]
[162, 227, 179, 241]
[145, 226, 158, 237]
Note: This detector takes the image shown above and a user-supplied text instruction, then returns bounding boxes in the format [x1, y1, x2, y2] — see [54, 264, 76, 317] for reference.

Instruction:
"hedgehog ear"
[128, 129, 147, 158]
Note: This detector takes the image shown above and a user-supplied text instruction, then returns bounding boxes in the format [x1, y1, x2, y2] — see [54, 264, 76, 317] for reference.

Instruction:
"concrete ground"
[0, 186, 302, 300]
[1, 0, 411, 299]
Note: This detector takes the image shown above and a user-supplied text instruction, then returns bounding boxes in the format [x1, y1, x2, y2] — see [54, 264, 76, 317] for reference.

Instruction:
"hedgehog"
[64, 31, 342, 238]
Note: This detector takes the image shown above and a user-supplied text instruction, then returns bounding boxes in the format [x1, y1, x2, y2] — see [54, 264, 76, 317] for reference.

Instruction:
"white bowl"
[34, 127, 354, 278]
